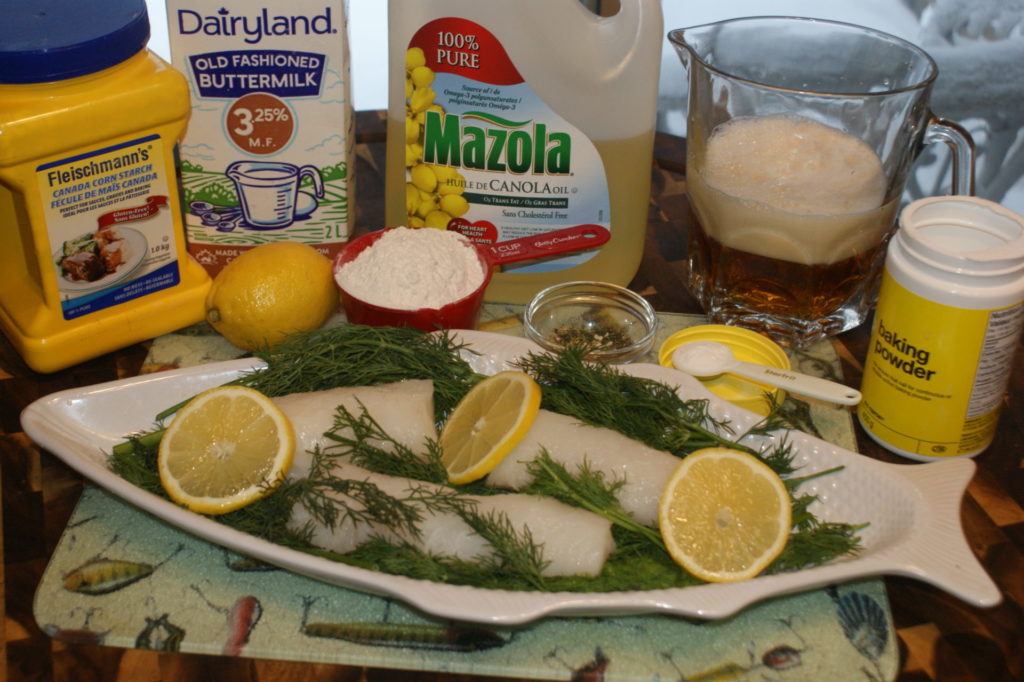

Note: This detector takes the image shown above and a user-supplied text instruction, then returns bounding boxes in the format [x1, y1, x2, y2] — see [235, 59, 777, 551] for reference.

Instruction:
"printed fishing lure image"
[63, 542, 184, 596]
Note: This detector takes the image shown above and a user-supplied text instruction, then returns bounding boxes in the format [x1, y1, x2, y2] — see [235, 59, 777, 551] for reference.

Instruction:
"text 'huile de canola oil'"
[386, 0, 663, 304]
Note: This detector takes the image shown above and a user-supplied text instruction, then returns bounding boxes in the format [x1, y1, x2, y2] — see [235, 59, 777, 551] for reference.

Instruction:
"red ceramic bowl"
[333, 224, 612, 331]
[332, 228, 492, 331]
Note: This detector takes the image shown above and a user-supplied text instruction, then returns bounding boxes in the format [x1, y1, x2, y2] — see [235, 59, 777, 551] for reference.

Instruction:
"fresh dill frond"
[515, 348, 752, 455]
[769, 518, 864, 573]
[244, 325, 482, 421]
[524, 450, 665, 550]
[321, 404, 449, 484]
[738, 392, 793, 438]
[598, 534, 702, 590]
[216, 480, 309, 546]
[458, 508, 549, 590]
[753, 438, 799, 478]
[340, 538, 543, 590]
[293, 476, 434, 540]
[340, 537, 470, 583]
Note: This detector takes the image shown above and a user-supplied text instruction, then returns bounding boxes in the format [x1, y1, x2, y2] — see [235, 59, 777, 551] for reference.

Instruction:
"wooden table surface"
[2, 111, 1021, 682]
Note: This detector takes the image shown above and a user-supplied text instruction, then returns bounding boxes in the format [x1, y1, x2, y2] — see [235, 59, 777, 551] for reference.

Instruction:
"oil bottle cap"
[658, 324, 791, 416]
[0, 0, 150, 84]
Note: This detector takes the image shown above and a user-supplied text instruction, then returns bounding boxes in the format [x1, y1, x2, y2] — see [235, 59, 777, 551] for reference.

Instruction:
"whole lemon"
[205, 242, 339, 351]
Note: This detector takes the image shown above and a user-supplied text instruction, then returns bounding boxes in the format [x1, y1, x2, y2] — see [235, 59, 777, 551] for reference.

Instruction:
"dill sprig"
[771, 471, 864, 571]
[515, 348, 753, 455]
[338, 538, 470, 583]
[216, 480, 311, 547]
[150, 325, 481, 423]
[771, 515, 865, 573]
[321, 403, 449, 484]
[244, 325, 481, 421]
[524, 450, 665, 550]
[757, 437, 799, 478]
[458, 508, 549, 590]
[294, 477, 437, 542]
[337, 537, 541, 590]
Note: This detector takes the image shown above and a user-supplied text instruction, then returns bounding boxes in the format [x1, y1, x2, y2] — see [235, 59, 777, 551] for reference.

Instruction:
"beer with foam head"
[686, 114, 899, 343]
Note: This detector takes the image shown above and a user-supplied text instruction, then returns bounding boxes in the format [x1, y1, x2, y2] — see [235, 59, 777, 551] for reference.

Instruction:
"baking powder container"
[658, 324, 790, 415]
[858, 196, 1024, 460]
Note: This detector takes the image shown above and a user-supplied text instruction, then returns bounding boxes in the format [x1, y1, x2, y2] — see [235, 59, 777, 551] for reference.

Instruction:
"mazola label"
[400, 17, 609, 274]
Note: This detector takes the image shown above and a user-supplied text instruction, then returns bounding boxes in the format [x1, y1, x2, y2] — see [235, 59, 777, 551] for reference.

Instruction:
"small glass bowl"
[524, 281, 658, 363]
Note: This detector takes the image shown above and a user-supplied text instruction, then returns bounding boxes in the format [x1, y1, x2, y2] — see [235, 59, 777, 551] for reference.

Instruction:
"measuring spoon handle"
[731, 361, 862, 406]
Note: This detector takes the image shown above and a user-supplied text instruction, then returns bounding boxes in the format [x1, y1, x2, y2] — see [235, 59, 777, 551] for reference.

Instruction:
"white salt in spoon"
[671, 340, 862, 406]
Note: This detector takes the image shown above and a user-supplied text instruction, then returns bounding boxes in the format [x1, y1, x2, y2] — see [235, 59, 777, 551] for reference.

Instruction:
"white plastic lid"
[898, 196, 1024, 277]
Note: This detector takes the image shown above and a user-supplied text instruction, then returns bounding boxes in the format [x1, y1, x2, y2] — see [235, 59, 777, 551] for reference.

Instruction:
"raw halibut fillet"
[288, 462, 615, 577]
[485, 410, 679, 527]
[272, 380, 437, 479]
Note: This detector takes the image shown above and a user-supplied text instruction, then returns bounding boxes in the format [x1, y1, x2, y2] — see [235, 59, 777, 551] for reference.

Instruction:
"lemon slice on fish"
[158, 386, 295, 515]
[440, 371, 542, 485]
[658, 447, 791, 582]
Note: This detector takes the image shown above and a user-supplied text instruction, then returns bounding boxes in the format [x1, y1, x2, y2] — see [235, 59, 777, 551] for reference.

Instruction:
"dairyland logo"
[176, 7, 336, 44]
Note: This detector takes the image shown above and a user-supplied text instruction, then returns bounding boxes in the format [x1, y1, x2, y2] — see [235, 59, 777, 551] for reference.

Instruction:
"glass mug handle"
[924, 115, 976, 196]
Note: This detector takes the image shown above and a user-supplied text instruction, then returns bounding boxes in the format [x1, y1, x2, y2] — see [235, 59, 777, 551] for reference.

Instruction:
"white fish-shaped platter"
[20, 329, 1001, 625]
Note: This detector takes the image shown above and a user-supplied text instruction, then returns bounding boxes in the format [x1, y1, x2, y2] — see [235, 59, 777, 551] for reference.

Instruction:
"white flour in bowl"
[335, 227, 486, 310]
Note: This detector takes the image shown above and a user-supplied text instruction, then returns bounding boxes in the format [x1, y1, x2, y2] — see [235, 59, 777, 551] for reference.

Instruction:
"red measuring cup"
[333, 224, 611, 330]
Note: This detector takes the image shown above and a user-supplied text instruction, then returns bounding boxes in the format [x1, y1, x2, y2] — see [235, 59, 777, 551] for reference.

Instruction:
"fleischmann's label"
[39, 135, 181, 320]
[402, 18, 609, 274]
[167, 0, 354, 277]
[859, 269, 1024, 456]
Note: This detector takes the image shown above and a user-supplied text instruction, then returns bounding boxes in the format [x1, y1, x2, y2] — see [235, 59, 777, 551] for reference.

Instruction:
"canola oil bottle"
[386, 0, 663, 303]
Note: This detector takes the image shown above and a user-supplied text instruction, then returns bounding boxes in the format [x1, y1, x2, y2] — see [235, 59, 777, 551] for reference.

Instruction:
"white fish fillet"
[485, 410, 680, 527]
[272, 380, 437, 480]
[289, 462, 616, 577]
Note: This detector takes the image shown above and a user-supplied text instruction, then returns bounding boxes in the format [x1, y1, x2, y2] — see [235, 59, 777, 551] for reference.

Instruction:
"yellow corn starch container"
[858, 196, 1024, 460]
[0, 0, 210, 373]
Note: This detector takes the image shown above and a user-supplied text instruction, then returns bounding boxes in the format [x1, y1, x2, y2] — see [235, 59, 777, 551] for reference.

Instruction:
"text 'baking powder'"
[335, 228, 485, 310]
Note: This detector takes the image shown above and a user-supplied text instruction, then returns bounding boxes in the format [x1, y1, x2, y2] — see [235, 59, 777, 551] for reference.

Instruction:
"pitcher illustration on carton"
[386, 0, 663, 304]
[166, 1, 354, 276]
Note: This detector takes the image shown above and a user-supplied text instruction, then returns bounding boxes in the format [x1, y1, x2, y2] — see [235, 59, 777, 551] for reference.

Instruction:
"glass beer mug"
[670, 17, 975, 347]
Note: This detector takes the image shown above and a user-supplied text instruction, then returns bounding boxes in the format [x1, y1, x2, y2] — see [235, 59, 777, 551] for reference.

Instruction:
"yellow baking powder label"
[859, 269, 1024, 456]
[38, 135, 181, 321]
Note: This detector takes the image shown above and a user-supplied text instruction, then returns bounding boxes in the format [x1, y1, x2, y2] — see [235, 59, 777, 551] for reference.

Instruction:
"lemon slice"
[440, 371, 542, 485]
[158, 386, 295, 515]
[658, 447, 791, 582]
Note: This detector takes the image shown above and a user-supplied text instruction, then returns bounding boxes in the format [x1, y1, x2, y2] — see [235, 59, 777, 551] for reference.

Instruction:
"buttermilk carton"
[165, 1, 354, 276]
